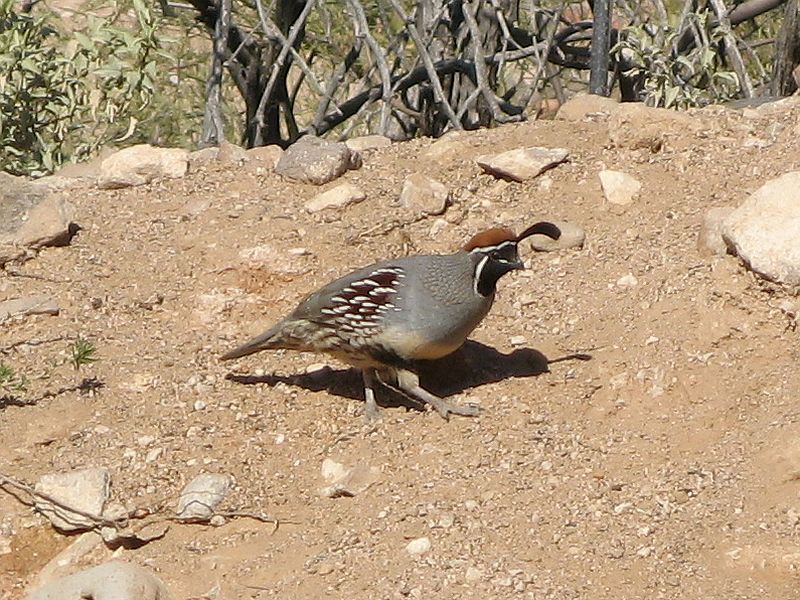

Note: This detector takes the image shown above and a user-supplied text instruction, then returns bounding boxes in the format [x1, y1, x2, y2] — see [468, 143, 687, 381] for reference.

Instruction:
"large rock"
[476, 147, 568, 182]
[275, 136, 362, 185]
[34, 468, 110, 532]
[722, 172, 800, 284]
[0, 173, 76, 266]
[97, 144, 188, 189]
[26, 561, 170, 600]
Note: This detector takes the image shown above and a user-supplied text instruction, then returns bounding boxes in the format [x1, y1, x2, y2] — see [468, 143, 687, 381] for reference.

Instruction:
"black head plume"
[516, 221, 561, 242]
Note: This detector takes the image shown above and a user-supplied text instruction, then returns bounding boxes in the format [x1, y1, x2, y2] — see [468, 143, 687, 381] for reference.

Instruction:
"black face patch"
[473, 241, 523, 297]
[486, 242, 520, 266]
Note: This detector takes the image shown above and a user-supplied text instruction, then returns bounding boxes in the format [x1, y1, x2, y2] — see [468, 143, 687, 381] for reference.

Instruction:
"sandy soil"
[1, 99, 799, 600]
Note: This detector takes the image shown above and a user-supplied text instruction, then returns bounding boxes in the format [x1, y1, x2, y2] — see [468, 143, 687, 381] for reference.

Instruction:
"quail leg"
[361, 368, 382, 421]
[393, 368, 480, 419]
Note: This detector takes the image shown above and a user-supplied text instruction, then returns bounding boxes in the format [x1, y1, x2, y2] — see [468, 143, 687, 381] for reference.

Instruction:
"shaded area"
[225, 340, 591, 411]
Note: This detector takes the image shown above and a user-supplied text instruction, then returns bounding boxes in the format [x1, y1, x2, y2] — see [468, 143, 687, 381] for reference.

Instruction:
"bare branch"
[463, 0, 523, 123]
[346, 0, 394, 135]
[200, 0, 230, 146]
[253, 0, 316, 145]
[387, 0, 463, 131]
[708, 0, 755, 98]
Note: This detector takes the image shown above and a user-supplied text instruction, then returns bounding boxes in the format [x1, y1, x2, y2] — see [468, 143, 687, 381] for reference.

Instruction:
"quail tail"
[220, 323, 286, 361]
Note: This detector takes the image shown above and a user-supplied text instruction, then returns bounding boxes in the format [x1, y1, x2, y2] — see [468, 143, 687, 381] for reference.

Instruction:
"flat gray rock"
[476, 147, 568, 182]
[399, 173, 450, 215]
[276, 136, 361, 185]
[305, 183, 366, 213]
[722, 172, 800, 284]
[528, 221, 585, 252]
[26, 561, 170, 600]
[0, 173, 76, 266]
[34, 468, 110, 532]
[98, 144, 188, 189]
[0, 295, 59, 321]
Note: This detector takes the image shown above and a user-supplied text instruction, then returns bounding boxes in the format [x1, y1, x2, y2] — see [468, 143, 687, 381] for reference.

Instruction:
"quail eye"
[490, 251, 501, 260]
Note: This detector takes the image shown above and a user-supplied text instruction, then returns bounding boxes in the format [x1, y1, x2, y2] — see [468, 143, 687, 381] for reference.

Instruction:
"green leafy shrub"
[614, 11, 740, 109]
[0, 0, 161, 175]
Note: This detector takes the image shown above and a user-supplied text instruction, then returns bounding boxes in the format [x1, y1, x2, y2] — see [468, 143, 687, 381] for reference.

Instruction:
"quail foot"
[221, 221, 561, 420]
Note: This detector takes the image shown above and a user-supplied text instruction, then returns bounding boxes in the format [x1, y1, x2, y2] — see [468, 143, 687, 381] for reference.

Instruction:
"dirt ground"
[1, 98, 800, 600]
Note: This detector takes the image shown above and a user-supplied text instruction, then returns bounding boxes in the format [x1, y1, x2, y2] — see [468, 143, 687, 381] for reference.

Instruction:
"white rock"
[600, 170, 641, 205]
[510, 335, 527, 346]
[98, 144, 188, 189]
[722, 171, 800, 284]
[176, 473, 233, 520]
[25, 561, 170, 600]
[476, 147, 569, 182]
[305, 183, 366, 213]
[34, 468, 110, 532]
[320, 458, 380, 498]
[399, 173, 450, 215]
[320, 458, 349, 482]
[405, 536, 432, 555]
[616, 273, 639, 288]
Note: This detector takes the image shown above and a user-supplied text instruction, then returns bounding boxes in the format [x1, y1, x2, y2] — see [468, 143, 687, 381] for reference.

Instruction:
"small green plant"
[70, 338, 98, 371]
[0, 361, 28, 395]
[613, 11, 740, 109]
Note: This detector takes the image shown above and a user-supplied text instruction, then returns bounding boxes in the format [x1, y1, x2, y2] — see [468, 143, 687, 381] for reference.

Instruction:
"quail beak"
[510, 258, 525, 271]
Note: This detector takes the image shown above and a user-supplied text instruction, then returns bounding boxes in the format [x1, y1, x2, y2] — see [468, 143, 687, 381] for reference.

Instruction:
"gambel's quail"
[221, 221, 561, 420]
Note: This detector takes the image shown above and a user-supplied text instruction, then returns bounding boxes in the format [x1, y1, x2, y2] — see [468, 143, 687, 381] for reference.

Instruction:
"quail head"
[221, 221, 561, 420]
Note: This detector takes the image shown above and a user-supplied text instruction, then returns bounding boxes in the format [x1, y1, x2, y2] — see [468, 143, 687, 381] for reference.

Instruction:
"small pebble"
[465, 566, 483, 583]
[405, 537, 431, 555]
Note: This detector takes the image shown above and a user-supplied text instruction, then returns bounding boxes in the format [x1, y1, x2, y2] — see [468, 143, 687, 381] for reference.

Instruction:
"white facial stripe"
[469, 240, 517, 254]
[473, 255, 489, 296]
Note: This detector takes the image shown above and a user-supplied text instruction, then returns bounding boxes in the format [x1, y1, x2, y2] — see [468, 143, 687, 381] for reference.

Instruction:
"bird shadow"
[225, 340, 591, 410]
